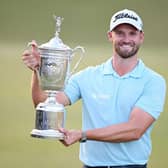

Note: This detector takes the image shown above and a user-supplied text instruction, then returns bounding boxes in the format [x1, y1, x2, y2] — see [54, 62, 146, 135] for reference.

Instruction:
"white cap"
[110, 9, 143, 31]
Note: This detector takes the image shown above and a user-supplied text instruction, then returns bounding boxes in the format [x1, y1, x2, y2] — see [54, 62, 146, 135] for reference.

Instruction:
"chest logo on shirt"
[91, 93, 112, 100]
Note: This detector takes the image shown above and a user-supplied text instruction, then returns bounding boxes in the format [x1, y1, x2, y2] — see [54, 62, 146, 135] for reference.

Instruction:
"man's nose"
[122, 34, 130, 43]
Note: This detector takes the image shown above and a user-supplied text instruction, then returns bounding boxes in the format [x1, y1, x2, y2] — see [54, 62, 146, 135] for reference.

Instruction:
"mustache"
[119, 41, 135, 46]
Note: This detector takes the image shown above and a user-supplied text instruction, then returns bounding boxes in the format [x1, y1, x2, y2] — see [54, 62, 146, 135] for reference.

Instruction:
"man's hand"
[59, 128, 82, 146]
[22, 40, 40, 70]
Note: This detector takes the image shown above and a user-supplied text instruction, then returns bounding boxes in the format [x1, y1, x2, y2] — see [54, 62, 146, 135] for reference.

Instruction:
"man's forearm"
[31, 70, 47, 107]
[59, 122, 140, 146]
[85, 122, 140, 143]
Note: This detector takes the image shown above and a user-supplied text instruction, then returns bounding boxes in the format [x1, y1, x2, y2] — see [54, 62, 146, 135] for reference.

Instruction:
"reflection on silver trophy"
[30, 16, 85, 139]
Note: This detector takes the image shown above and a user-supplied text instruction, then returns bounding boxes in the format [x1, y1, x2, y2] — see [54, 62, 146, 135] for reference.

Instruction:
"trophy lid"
[39, 16, 71, 51]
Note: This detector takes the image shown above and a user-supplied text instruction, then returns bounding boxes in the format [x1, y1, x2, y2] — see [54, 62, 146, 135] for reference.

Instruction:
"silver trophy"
[30, 16, 85, 139]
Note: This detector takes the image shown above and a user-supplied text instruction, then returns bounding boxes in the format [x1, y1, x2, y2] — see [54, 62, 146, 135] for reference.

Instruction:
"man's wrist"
[79, 131, 87, 143]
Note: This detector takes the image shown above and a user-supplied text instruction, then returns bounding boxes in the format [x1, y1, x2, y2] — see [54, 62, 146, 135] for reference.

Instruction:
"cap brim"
[110, 19, 142, 31]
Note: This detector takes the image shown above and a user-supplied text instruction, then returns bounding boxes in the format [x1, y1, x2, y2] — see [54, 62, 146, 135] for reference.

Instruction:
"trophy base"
[30, 129, 64, 140]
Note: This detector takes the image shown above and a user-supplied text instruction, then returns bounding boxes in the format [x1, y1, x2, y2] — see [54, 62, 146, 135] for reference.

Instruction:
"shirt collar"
[103, 58, 145, 78]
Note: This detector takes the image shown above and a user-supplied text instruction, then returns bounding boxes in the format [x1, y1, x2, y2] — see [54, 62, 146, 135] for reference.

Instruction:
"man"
[22, 9, 166, 168]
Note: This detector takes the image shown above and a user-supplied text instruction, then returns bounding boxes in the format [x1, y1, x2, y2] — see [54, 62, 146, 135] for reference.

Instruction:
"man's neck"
[112, 55, 138, 76]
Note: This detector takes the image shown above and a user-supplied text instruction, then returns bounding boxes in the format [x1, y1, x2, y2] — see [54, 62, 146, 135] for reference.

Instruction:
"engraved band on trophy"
[29, 16, 85, 139]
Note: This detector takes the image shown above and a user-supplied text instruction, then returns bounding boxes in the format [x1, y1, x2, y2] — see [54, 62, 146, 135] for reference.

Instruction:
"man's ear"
[107, 31, 113, 42]
[140, 31, 144, 44]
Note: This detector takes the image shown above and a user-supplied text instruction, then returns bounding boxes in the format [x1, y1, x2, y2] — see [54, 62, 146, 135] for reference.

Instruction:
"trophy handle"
[71, 46, 85, 75]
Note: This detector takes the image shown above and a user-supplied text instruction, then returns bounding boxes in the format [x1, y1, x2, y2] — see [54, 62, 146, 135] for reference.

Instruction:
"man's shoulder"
[75, 61, 105, 76]
[145, 66, 164, 79]
[143, 66, 166, 86]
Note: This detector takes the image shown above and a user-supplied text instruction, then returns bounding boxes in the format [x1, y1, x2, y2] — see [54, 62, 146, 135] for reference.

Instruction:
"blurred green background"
[0, 0, 167, 168]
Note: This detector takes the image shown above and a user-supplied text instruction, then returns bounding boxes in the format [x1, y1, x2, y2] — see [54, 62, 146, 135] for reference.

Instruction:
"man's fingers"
[22, 40, 40, 70]
[27, 40, 38, 48]
[59, 127, 67, 133]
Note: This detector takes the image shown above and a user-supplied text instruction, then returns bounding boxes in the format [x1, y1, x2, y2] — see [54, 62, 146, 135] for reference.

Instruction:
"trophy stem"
[45, 91, 63, 107]
[46, 91, 57, 104]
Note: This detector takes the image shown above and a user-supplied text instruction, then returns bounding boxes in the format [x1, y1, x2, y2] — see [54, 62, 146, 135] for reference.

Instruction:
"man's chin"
[119, 55, 133, 59]
[118, 51, 135, 59]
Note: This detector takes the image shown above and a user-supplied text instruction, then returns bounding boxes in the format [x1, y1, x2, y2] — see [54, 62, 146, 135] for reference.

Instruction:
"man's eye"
[116, 31, 123, 35]
[130, 32, 137, 36]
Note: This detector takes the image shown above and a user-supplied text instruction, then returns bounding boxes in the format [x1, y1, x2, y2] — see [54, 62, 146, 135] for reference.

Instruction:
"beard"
[114, 41, 140, 59]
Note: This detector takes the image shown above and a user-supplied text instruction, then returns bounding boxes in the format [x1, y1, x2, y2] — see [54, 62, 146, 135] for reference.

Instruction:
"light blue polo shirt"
[64, 58, 166, 166]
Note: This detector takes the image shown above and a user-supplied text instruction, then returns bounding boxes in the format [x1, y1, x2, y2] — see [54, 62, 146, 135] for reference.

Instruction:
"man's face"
[109, 24, 144, 59]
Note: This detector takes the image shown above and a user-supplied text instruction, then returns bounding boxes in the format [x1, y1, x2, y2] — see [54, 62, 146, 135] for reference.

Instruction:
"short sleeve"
[135, 75, 166, 119]
[64, 73, 82, 104]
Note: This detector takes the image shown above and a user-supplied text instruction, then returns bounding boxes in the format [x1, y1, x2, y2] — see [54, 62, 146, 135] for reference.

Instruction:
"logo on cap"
[113, 13, 138, 23]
